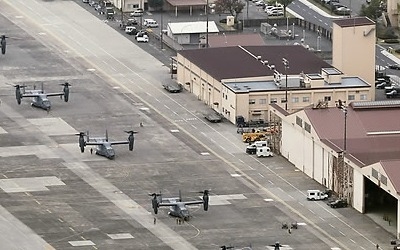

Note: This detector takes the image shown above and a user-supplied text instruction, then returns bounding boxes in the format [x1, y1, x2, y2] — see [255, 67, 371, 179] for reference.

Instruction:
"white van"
[246, 140, 269, 154]
[307, 190, 328, 201]
[256, 146, 273, 157]
[144, 19, 158, 28]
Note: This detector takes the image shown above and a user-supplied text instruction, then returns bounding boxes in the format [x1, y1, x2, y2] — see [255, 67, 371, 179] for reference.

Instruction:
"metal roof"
[333, 17, 375, 28]
[166, 0, 206, 6]
[178, 45, 332, 81]
[350, 100, 400, 109]
[208, 33, 266, 47]
[304, 105, 400, 167]
[168, 21, 219, 34]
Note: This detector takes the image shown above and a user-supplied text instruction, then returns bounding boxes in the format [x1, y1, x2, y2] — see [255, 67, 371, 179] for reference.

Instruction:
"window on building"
[305, 122, 311, 133]
[324, 96, 331, 102]
[348, 95, 355, 101]
[372, 168, 378, 179]
[129, 4, 140, 8]
[249, 99, 255, 104]
[296, 116, 302, 127]
[303, 96, 310, 102]
[292, 97, 299, 103]
[281, 98, 286, 103]
[259, 99, 267, 105]
[360, 94, 367, 100]
[270, 98, 277, 103]
[222, 93, 225, 98]
[381, 175, 387, 186]
[225, 95, 227, 100]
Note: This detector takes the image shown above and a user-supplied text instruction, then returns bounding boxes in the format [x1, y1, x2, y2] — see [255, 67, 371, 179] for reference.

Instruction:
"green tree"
[214, 0, 245, 22]
[148, 0, 164, 11]
[275, 0, 295, 17]
[359, 0, 382, 20]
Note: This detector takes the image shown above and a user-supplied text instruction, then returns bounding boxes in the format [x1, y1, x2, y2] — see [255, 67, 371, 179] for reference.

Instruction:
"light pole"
[160, 10, 164, 49]
[282, 58, 289, 111]
[337, 100, 348, 199]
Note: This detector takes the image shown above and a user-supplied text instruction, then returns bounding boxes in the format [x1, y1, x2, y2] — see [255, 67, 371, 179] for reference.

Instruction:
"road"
[0, 0, 397, 249]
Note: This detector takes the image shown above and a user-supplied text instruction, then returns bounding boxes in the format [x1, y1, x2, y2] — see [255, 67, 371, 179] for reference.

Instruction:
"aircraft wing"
[46, 92, 64, 97]
[84, 142, 104, 146]
[158, 202, 178, 207]
[181, 200, 204, 206]
[21, 93, 41, 98]
[109, 141, 129, 145]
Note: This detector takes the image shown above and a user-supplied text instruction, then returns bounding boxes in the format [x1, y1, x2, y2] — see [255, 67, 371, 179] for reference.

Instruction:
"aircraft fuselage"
[94, 143, 115, 159]
[168, 203, 190, 220]
[31, 95, 51, 110]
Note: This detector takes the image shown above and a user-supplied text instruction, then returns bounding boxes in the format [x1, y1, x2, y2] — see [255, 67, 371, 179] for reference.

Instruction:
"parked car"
[267, 9, 284, 16]
[144, 19, 158, 28]
[389, 64, 400, 70]
[205, 112, 223, 123]
[328, 199, 348, 208]
[125, 26, 137, 35]
[330, 3, 346, 10]
[376, 81, 391, 89]
[130, 8, 144, 17]
[334, 6, 351, 15]
[162, 82, 182, 93]
[136, 34, 149, 43]
[386, 89, 400, 98]
[322, 0, 339, 4]
[82, 0, 89, 3]
[89, 1, 97, 6]
[255, 0, 266, 6]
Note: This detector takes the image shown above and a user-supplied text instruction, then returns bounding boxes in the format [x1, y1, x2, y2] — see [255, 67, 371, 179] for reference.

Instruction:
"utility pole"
[121, 0, 124, 24]
[282, 58, 289, 111]
[206, 0, 209, 48]
[160, 10, 164, 49]
[336, 100, 350, 201]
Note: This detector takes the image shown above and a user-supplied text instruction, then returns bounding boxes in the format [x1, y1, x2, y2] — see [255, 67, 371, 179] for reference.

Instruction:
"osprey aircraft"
[77, 130, 137, 159]
[150, 190, 209, 221]
[14, 82, 71, 111]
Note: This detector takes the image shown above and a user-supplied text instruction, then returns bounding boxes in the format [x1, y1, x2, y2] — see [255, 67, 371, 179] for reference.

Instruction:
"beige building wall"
[387, 0, 399, 27]
[177, 53, 371, 125]
[332, 19, 376, 99]
[218, 87, 370, 124]
[112, 0, 145, 11]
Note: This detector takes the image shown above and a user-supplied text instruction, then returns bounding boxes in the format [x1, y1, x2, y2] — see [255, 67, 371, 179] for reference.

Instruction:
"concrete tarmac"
[0, 0, 396, 250]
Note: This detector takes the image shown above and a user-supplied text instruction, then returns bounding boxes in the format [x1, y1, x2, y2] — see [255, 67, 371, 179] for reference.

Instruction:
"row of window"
[296, 116, 311, 133]
[249, 94, 368, 105]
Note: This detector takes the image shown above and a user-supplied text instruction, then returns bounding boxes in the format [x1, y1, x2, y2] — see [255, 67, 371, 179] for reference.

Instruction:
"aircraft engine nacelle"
[1, 36, 6, 55]
[150, 193, 161, 214]
[76, 132, 86, 153]
[152, 197, 159, 214]
[128, 134, 134, 151]
[62, 82, 70, 102]
[15, 85, 22, 105]
[125, 130, 137, 151]
[202, 190, 209, 211]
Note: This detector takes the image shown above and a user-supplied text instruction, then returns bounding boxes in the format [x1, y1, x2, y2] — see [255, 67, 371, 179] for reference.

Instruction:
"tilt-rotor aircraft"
[77, 130, 137, 159]
[14, 82, 71, 111]
[150, 190, 209, 221]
